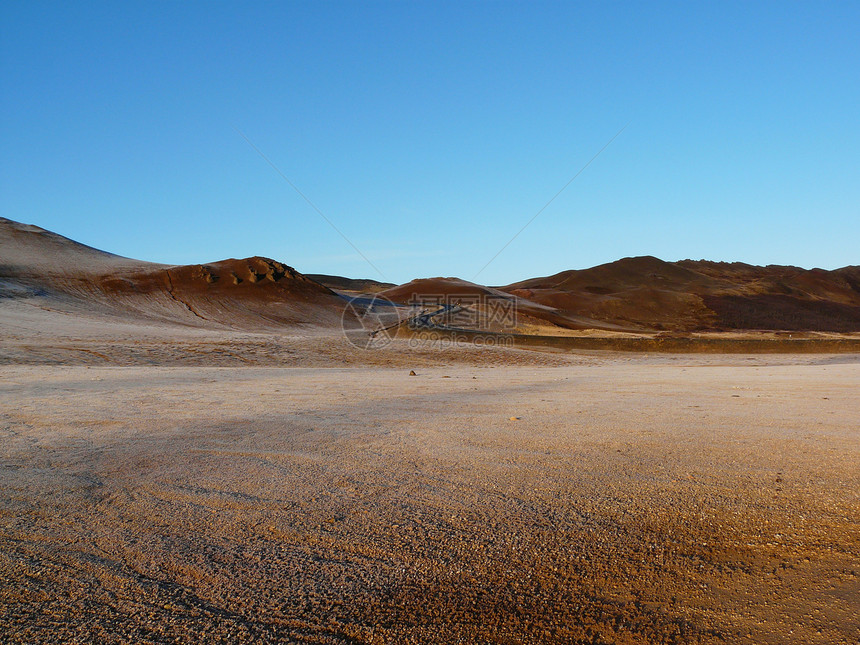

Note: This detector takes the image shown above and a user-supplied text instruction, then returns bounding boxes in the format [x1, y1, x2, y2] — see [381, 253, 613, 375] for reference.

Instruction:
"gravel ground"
[1, 358, 858, 644]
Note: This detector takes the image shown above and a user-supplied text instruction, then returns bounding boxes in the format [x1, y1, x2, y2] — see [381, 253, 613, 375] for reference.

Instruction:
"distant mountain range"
[2, 217, 858, 333]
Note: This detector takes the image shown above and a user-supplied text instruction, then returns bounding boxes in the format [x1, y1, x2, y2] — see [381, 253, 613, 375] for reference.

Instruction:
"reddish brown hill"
[0, 217, 348, 330]
[379, 277, 634, 332]
[500, 257, 860, 332]
[98, 257, 348, 329]
[381, 277, 507, 303]
[508, 256, 725, 293]
[674, 260, 860, 332]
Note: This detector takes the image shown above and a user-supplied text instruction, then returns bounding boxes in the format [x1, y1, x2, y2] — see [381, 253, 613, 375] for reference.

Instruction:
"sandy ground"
[1, 352, 858, 644]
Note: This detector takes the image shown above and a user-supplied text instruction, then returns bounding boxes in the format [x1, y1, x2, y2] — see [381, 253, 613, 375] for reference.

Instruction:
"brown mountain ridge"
[497, 256, 860, 332]
[2, 217, 858, 333]
[0, 217, 348, 330]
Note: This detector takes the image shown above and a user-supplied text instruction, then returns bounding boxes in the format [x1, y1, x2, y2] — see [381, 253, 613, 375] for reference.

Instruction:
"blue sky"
[2, 1, 858, 285]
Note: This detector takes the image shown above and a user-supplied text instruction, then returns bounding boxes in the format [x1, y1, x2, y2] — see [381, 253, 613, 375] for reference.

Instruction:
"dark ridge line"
[404, 327, 860, 354]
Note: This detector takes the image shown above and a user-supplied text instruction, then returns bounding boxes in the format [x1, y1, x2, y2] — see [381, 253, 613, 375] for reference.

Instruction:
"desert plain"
[1, 218, 859, 644]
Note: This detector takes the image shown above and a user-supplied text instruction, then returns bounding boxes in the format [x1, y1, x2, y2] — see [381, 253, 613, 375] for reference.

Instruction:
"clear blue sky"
[2, 1, 858, 285]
